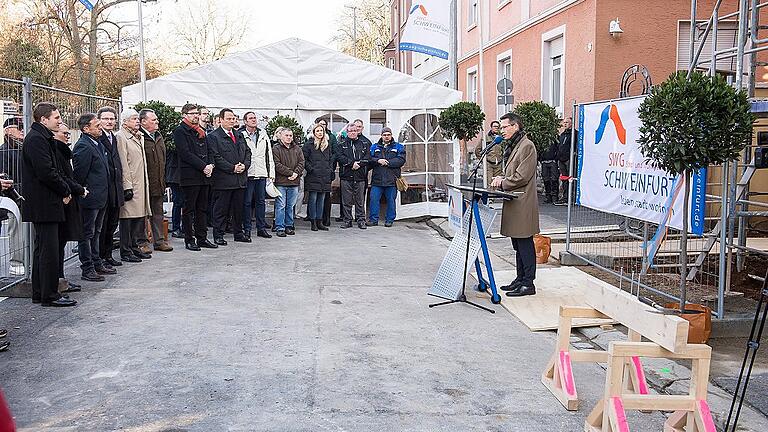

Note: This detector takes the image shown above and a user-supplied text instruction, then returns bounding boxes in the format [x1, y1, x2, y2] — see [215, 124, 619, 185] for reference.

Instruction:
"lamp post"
[345, 5, 358, 58]
[137, 0, 158, 102]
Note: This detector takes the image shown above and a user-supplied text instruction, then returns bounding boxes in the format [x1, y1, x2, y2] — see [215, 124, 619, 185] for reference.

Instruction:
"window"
[468, 0, 478, 27]
[497, 56, 512, 117]
[467, 70, 478, 102]
[677, 20, 738, 72]
[388, 57, 395, 70]
[541, 31, 564, 114]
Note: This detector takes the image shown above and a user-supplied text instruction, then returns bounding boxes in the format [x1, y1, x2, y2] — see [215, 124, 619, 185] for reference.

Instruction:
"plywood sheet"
[473, 267, 615, 331]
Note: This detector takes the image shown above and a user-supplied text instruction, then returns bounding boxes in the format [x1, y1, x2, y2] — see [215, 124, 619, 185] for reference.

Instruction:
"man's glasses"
[186, 112, 200, 116]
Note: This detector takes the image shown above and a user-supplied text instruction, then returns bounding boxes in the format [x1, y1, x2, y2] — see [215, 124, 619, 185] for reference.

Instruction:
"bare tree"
[332, 0, 390, 65]
[170, 0, 250, 67]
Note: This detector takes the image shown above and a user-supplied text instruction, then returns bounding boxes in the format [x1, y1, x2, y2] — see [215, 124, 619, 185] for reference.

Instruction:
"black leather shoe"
[105, 257, 122, 267]
[68, 281, 82, 289]
[121, 255, 141, 263]
[135, 251, 152, 259]
[358, 221, 367, 230]
[61, 286, 81, 293]
[198, 239, 218, 249]
[256, 230, 272, 239]
[276, 231, 287, 237]
[234, 235, 252, 243]
[81, 271, 105, 282]
[366, 221, 378, 227]
[214, 237, 228, 246]
[42, 297, 77, 307]
[185, 241, 201, 251]
[505, 285, 536, 297]
[317, 221, 329, 231]
[285, 227, 295, 235]
[500, 281, 522, 292]
[95, 265, 117, 275]
[171, 230, 184, 238]
[340, 221, 353, 229]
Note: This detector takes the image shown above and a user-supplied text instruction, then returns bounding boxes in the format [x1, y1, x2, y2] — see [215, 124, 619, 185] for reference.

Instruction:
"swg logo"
[595, 104, 627, 145]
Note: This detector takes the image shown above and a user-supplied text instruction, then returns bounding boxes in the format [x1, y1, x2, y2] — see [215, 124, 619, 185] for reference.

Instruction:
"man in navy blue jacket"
[368, 127, 406, 227]
[73, 113, 113, 282]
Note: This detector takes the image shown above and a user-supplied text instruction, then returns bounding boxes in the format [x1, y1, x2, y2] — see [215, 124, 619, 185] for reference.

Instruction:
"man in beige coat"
[491, 112, 540, 297]
[116, 109, 152, 262]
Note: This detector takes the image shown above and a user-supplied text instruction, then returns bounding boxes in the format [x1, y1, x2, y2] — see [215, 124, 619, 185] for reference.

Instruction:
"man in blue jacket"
[368, 127, 406, 227]
[73, 113, 113, 282]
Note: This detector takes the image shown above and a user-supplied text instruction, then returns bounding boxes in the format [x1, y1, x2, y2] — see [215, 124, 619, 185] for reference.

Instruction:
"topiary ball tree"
[512, 101, 560, 155]
[438, 101, 485, 170]
[266, 114, 304, 145]
[637, 70, 753, 312]
[134, 100, 182, 150]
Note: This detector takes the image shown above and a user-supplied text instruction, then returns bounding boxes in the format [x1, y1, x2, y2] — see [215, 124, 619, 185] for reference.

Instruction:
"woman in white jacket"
[241, 112, 274, 240]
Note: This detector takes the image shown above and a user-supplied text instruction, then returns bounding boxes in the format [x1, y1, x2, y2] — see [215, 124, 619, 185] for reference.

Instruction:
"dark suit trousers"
[79, 207, 106, 273]
[119, 218, 145, 257]
[213, 188, 244, 238]
[182, 185, 210, 242]
[100, 204, 120, 260]
[511, 236, 536, 286]
[32, 223, 60, 303]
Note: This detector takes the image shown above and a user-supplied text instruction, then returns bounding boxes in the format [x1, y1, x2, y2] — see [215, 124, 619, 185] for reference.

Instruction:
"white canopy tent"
[122, 38, 462, 219]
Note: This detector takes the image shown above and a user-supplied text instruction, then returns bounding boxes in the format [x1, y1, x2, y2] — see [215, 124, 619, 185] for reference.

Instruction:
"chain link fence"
[0, 77, 121, 292]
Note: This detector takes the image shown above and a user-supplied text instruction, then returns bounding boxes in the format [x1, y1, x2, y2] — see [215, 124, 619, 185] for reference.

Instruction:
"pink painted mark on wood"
[610, 397, 631, 432]
[697, 401, 717, 432]
[559, 350, 576, 397]
[630, 356, 649, 395]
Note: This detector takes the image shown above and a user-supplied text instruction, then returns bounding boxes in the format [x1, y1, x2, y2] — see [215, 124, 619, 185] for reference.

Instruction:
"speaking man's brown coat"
[500, 134, 540, 238]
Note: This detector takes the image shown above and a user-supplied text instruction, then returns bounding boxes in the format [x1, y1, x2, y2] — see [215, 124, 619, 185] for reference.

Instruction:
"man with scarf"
[490, 113, 540, 298]
[173, 103, 218, 251]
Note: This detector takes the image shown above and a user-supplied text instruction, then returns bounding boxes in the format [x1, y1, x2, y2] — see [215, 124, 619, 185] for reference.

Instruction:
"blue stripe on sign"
[78, 0, 94, 11]
[576, 105, 585, 205]
[690, 167, 707, 236]
[399, 42, 449, 60]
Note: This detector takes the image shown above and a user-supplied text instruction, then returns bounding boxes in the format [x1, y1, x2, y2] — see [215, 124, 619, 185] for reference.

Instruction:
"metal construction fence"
[0, 77, 121, 292]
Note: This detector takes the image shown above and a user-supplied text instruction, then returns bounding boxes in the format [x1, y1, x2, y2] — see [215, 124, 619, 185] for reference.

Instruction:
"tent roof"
[122, 38, 461, 111]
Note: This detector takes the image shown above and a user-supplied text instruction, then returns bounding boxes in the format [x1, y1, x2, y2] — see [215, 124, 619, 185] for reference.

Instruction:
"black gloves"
[124, 189, 134, 202]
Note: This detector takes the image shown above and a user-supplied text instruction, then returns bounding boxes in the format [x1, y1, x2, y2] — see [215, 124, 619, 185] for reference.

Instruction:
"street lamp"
[345, 5, 358, 58]
[138, 0, 158, 102]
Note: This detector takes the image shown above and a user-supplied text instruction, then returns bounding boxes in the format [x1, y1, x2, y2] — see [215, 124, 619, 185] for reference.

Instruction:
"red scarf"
[182, 118, 206, 139]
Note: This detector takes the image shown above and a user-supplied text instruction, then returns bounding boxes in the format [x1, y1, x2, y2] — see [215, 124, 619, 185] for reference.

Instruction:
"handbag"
[265, 179, 281, 198]
[395, 176, 409, 192]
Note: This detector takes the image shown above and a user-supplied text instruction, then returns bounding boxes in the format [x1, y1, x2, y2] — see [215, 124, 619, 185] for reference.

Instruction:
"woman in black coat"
[302, 124, 335, 231]
[52, 126, 86, 289]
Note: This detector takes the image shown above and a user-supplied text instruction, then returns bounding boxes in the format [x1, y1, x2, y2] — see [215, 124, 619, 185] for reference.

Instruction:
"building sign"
[576, 97, 706, 235]
[448, 188, 463, 233]
[399, 1, 450, 60]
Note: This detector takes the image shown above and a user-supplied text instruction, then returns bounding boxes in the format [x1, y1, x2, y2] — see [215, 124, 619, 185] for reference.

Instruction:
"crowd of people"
[8, 102, 407, 308]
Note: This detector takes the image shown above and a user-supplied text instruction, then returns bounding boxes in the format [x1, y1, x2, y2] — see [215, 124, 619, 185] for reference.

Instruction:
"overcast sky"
[112, 0, 351, 63]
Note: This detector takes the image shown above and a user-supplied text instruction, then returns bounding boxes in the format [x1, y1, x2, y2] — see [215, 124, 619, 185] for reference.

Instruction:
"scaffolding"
[689, 0, 768, 317]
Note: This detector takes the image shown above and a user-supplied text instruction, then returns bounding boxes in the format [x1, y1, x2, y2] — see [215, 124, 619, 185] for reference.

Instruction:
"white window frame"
[388, 57, 395, 70]
[466, 65, 479, 103]
[496, 49, 513, 118]
[468, 0, 478, 29]
[541, 25, 566, 116]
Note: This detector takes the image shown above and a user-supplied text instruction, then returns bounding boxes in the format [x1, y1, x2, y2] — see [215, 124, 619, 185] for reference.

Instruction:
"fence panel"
[0, 78, 25, 290]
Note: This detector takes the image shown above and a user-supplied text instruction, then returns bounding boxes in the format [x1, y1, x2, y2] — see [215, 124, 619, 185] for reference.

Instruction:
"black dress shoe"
[256, 230, 272, 239]
[121, 255, 142, 263]
[198, 239, 219, 249]
[95, 265, 117, 275]
[358, 221, 367, 230]
[285, 227, 295, 235]
[105, 257, 122, 267]
[317, 222, 329, 231]
[340, 221, 353, 229]
[61, 286, 81, 293]
[41, 297, 77, 307]
[68, 281, 82, 289]
[505, 285, 536, 297]
[500, 281, 522, 291]
[276, 231, 287, 237]
[171, 230, 184, 238]
[81, 271, 105, 282]
[185, 241, 201, 251]
[134, 251, 151, 259]
[214, 237, 228, 246]
[234, 235, 252, 243]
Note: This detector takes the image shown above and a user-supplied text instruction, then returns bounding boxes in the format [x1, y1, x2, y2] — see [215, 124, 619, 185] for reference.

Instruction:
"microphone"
[481, 135, 503, 155]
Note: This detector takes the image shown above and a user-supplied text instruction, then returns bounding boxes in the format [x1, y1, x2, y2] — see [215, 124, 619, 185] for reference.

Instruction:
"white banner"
[399, 1, 450, 60]
[576, 97, 706, 235]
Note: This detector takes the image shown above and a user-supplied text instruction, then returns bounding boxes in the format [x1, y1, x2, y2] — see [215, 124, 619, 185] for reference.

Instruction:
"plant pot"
[664, 303, 712, 344]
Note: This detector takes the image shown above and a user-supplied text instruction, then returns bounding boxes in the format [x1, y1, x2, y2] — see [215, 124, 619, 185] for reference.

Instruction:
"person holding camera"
[116, 109, 152, 263]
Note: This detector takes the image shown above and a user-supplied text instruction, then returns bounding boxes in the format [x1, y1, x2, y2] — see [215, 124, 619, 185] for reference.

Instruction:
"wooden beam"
[571, 350, 609, 363]
[584, 280, 689, 353]
[560, 306, 610, 319]
[609, 342, 711, 360]
[620, 394, 695, 411]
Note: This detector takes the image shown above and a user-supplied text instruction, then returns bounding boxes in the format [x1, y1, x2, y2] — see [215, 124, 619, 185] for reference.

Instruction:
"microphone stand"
[429, 139, 501, 314]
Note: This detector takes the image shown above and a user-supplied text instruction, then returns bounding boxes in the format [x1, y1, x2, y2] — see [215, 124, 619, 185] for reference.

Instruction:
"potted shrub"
[266, 114, 304, 145]
[637, 70, 753, 314]
[134, 100, 182, 150]
[438, 101, 485, 171]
